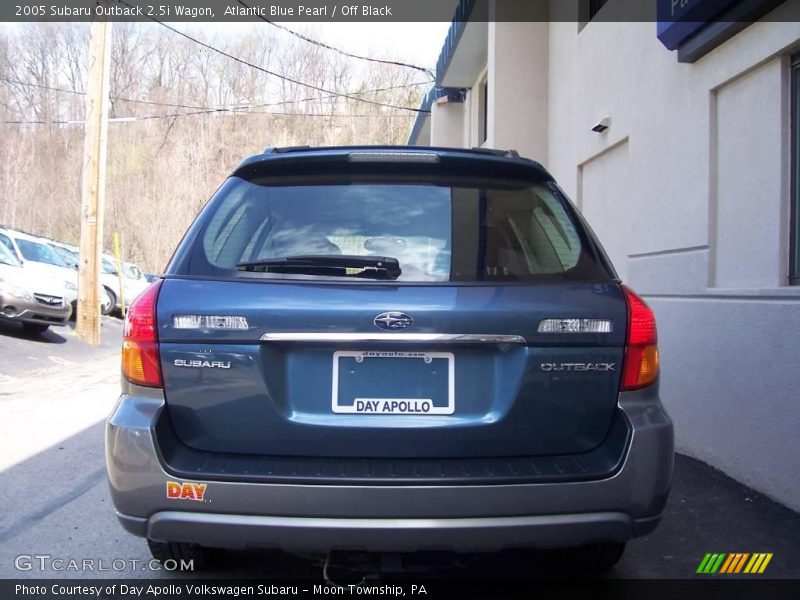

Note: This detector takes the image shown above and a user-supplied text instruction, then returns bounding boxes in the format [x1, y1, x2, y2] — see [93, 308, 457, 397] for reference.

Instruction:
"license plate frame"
[331, 350, 455, 415]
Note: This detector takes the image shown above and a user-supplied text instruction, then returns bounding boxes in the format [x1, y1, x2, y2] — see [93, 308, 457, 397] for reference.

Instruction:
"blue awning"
[406, 87, 436, 145]
[657, 0, 740, 49]
[657, 0, 786, 61]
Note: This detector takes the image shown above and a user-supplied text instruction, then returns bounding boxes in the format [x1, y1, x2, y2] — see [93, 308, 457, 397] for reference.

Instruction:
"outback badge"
[540, 362, 616, 372]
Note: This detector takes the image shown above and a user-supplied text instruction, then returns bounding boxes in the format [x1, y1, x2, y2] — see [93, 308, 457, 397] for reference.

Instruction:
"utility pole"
[76, 8, 112, 345]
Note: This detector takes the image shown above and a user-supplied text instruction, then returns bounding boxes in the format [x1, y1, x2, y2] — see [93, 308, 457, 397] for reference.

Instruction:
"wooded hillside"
[0, 23, 427, 272]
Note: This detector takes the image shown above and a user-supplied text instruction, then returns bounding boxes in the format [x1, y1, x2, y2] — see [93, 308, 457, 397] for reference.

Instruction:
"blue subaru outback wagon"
[106, 146, 673, 572]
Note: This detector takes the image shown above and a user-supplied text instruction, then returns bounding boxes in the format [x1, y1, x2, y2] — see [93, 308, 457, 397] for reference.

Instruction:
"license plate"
[331, 350, 454, 415]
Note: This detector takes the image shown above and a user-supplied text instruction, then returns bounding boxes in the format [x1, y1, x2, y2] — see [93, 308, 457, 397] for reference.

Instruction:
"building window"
[791, 55, 800, 284]
[478, 79, 488, 145]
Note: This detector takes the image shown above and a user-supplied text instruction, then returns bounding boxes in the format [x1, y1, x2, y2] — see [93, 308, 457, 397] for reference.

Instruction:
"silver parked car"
[0, 243, 71, 333]
[49, 239, 149, 315]
[0, 228, 78, 312]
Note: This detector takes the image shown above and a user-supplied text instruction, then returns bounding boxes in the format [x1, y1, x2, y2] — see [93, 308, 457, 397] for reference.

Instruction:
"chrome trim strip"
[259, 333, 528, 344]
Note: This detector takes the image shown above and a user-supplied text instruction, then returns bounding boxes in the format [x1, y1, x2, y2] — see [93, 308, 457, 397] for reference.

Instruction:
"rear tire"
[22, 322, 50, 334]
[147, 539, 212, 570]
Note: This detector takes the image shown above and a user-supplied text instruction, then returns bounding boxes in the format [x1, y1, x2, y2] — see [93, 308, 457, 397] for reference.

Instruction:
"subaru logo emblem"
[373, 312, 414, 331]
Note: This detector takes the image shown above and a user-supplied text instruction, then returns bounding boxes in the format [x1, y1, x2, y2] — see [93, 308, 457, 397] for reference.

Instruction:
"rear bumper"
[106, 385, 673, 553]
[117, 511, 662, 553]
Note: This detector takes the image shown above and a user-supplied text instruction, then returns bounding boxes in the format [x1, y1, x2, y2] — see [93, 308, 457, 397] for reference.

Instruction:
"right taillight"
[121, 279, 163, 388]
[621, 285, 659, 391]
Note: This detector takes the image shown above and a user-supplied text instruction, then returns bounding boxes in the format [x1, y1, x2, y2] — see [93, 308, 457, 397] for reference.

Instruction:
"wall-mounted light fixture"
[592, 117, 611, 133]
[435, 89, 468, 105]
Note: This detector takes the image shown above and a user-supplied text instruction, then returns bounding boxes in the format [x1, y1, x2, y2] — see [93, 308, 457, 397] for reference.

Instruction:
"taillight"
[621, 285, 659, 391]
[121, 280, 163, 388]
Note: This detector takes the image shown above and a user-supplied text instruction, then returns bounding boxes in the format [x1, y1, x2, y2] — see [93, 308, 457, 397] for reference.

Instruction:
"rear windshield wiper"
[236, 255, 402, 280]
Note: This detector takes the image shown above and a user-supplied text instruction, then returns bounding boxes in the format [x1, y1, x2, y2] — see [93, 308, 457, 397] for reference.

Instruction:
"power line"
[128, 106, 418, 121]
[0, 75, 212, 110]
[0, 76, 81, 98]
[3, 119, 73, 125]
[120, 1, 430, 114]
[244, 81, 429, 109]
[0, 75, 430, 115]
[4, 108, 417, 125]
[236, 0, 435, 82]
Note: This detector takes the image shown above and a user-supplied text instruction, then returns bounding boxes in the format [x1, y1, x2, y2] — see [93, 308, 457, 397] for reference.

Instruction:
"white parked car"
[1, 228, 120, 317]
[50, 240, 147, 315]
[117, 259, 150, 306]
[49, 240, 113, 315]
[101, 254, 149, 312]
[49, 239, 148, 314]
[0, 228, 78, 311]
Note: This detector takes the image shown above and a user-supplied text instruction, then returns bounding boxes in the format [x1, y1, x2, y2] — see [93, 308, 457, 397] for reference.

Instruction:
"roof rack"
[262, 145, 524, 160]
[262, 145, 312, 154]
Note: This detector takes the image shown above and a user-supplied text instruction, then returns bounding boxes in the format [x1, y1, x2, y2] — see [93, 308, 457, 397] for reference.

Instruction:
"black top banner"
[2, 0, 799, 23]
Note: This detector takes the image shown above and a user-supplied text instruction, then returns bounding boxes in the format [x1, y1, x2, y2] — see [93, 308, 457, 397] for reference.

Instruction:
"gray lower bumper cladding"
[106, 383, 673, 553]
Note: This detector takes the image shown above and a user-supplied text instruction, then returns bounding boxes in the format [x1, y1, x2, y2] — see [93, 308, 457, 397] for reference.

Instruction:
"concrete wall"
[429, 101, 463, 148]
[428, 5, 800, 511]
[550, 15, 800, 512]
[462, 68, 486, 148]
[713, 59, 789, 288]
[487, 22, 550, 161]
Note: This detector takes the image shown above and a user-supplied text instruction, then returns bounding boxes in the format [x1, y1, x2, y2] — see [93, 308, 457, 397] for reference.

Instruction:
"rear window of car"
[179, 176, 612, 283]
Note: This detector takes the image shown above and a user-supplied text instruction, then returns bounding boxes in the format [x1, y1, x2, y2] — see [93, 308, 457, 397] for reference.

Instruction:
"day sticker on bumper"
[166, 481, 207, 502]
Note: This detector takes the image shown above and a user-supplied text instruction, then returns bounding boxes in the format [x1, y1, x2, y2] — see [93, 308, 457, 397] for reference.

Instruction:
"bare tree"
[0, 22, 427, 271]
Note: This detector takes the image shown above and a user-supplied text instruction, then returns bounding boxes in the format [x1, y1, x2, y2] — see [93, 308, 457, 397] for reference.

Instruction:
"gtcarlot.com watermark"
[14, 554, 194, 573]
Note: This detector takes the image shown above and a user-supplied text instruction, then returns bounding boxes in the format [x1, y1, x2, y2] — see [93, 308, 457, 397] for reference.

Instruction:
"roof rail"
[262, 145, 312, 154]
[469, 147, 521, 159]
[261, 145, 524, 159]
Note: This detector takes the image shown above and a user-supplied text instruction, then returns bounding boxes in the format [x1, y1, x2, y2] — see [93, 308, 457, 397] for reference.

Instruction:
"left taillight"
[121, 279, 163, 388]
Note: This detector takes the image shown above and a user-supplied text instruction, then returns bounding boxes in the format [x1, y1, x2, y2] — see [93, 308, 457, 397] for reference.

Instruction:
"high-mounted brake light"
[621, 285, 659, 391]
[347, 151, 440, 163]
[121, 280, 163, 388]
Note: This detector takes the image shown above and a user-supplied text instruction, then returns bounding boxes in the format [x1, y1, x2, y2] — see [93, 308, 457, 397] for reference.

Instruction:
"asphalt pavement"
[0, 322, 798, 580]
[0, 316, 124, 382]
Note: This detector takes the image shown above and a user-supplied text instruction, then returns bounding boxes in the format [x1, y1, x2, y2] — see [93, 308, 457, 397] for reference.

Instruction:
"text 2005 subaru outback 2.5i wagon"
[106, 146, 673, 572]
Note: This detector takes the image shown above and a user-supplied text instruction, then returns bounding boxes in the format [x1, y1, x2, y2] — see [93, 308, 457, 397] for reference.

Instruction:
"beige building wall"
[488, 21, 550, 162]
[430, 101, 465, 148]
[425, 4, 800, 511]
